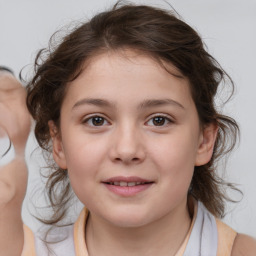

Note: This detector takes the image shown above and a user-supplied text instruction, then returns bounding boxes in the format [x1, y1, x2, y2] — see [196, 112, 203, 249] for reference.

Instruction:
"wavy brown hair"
[26, 2, 239, 224]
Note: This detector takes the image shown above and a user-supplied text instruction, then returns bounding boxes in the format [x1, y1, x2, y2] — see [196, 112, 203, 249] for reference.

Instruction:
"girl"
[1, 3, 256, 256]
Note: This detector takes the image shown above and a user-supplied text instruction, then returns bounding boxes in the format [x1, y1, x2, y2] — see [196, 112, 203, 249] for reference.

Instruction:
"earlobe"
[195, 123, 218, 166]
[48, 120, 67, 169]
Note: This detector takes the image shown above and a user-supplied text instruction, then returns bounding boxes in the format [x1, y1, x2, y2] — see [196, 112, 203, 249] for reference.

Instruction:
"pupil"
[153, 117, 165, 126]
[92, 117, 104, 126]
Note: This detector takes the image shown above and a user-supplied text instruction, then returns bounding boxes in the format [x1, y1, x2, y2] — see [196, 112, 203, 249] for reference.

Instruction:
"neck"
[85, 199, 192, 256]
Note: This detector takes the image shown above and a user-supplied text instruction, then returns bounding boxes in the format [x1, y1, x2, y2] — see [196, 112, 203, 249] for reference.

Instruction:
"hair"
[26, 2, 239, 225]
[0, 67, 14, 158]
[0, 66, 14, 75]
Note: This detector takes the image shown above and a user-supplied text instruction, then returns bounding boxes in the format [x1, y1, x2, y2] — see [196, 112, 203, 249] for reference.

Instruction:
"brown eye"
[92, 117, 105, 126]
[146, 116, 172, 127]
[152, 117, 166, 126]
[84, 116, 108, 126]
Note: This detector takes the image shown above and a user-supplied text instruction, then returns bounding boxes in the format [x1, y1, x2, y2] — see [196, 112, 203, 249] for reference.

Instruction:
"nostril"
[114, 157, 141, 164]
[110, 144, 146, 164]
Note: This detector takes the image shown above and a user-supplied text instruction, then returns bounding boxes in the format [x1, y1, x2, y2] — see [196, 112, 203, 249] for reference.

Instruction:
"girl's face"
[51, 50, 216, 228]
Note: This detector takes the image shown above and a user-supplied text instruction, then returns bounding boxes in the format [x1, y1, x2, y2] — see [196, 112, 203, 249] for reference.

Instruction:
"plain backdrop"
[0, 0, 256, 237]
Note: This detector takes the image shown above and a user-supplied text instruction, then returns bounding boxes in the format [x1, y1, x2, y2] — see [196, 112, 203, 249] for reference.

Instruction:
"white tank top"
[22, 200, 237, 256]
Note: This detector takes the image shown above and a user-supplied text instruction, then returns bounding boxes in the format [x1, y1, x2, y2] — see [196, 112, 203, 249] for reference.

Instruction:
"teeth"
[109, 181, 147, 186]
[128, 182, 136, 187]
[120, 181, 128, 187]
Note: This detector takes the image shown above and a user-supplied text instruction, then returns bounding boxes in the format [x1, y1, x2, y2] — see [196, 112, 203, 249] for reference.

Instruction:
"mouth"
[102, 176, 154, 196]
[104, 181, 153, 186]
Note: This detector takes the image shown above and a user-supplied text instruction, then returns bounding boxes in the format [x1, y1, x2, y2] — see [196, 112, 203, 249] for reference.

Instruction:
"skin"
[232, 234, 256, 256]
[0, 71, 31, 255]
[0, 54, 255, 255]
[51, 51, 218, 256]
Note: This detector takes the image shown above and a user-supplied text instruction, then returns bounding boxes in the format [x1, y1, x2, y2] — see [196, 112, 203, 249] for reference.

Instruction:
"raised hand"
[0, 70, 31, 156]
[0, 69, 31, 255]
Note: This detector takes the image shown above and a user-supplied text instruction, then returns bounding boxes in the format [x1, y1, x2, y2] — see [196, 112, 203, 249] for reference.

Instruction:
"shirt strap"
[175, 200, 198, 256]
[21, 224, 36, 256]
[216, 219, 237, 256]
[73, 208, 89, 256]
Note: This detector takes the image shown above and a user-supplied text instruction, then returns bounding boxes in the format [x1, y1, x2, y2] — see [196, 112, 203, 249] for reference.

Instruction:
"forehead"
[62, 50, 194, 109]
[82, 49, 185, 81]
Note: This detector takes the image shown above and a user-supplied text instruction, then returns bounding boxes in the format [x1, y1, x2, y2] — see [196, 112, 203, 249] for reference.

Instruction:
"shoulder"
[215, 218, 256, 256]
[231, 233, 256, 256]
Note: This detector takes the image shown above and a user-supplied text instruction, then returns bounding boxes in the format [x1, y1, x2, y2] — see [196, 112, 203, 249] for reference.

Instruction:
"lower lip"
[103, 183, 153, 197]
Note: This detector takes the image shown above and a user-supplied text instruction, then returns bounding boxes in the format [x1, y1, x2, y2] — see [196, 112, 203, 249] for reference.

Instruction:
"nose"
[109, 124, 146, 165]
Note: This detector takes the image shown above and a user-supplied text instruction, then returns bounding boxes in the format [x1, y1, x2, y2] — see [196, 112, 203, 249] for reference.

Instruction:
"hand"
[0, 69, 30, 203]
[0, 71, 31, 156]
[0, 70, 30, 255]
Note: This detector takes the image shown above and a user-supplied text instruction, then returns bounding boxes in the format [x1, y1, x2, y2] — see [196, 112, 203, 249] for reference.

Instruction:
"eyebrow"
[72, 98, 184, 110]
[138, 99, 184, 110]
[72, 98, 115, 109]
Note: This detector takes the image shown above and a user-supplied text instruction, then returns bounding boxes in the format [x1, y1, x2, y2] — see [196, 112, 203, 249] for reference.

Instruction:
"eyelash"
[82, 114, 173, 127]
[82, 115, 110, 127]
[146, 115, 173, 127]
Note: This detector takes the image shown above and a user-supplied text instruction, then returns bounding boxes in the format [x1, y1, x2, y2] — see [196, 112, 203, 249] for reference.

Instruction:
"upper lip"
[102, 176, 153, 183]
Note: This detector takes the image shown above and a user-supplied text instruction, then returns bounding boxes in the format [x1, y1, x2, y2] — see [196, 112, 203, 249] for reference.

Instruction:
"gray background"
[0, 0, 255, 236]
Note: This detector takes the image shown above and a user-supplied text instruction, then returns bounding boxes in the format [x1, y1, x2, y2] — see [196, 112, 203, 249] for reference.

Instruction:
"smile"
[102, 176, 154, 196]
[106, 181, 151, 187]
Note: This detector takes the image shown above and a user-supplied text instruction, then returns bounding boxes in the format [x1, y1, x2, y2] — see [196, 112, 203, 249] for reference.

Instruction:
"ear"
[195, 123, 218, 166]
[48, 120, 67, 169]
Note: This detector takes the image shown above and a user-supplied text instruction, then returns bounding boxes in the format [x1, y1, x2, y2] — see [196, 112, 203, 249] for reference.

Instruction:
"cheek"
[63, 136, 108, 190]
[148, 131, 198, 187]
[150, 130, 198, 165]
[64, 132, 108, 166]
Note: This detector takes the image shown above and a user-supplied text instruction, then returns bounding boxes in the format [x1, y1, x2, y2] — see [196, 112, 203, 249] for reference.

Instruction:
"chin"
[110, 218, 150, 228]
[103, 208, 153, 228]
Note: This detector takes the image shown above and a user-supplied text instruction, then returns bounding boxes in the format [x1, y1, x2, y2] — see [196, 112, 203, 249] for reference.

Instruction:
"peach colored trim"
[74, 202, 198, 256]
[216, 219, 237, 256]
[73, 208, 89, 256]
[174, 201, 198, 256]
[21, 225, 36, 256]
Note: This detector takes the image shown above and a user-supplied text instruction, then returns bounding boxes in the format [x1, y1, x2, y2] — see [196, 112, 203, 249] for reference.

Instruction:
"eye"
[83, 116, 109, 127]
[146, 115, 173, 127]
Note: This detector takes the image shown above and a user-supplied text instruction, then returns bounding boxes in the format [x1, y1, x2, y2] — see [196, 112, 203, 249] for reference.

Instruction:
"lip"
[102, 176, 152, 183]
[102, 176, 154, 197]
